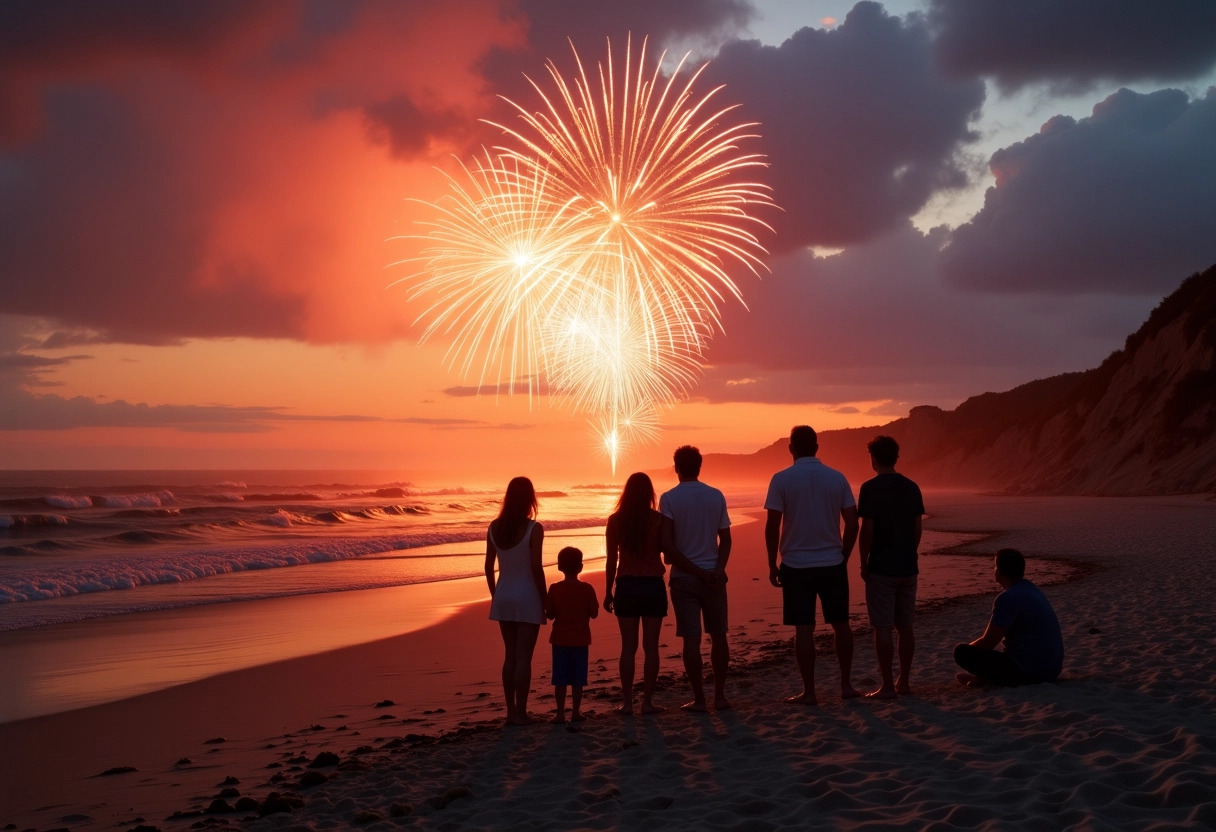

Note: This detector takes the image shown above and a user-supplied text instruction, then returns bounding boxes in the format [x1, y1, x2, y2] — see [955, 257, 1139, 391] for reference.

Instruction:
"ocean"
[0, 471, 1078, 723]
[0, 470, 710, 632]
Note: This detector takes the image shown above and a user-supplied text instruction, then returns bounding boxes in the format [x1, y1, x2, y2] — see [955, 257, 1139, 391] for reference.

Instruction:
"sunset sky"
[2, 0, 1215, 484]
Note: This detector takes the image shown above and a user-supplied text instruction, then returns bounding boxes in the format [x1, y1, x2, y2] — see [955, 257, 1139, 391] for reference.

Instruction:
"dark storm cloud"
[0, 85, 309, 345]
[480, 0, 754, 98]
[0, 0, 270, 144]
[0, 0, 761, 346]
[705, 2, 985, 251]
[358, 0, 756, 171]
[506, 0, 754, 50]
[930, 0, 1216, 91]
[363, 94, 469, 160]
[700, 223, 1159, 405]
[0, 0, 256, 66]
[0, 1, 447, 346]
[941, 87, 1216, 295]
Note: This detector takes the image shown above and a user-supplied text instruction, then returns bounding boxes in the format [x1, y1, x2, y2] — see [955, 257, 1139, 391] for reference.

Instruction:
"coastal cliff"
[705, 264, 1216, 495]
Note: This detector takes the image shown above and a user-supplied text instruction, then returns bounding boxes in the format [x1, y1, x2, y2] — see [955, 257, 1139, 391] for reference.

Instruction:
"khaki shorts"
[865, 574, 917, 629]
[669, 576, 728, 638]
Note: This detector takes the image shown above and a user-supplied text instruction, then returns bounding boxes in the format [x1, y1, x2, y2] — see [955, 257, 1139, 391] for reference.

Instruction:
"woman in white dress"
[485, 476, 546, 725]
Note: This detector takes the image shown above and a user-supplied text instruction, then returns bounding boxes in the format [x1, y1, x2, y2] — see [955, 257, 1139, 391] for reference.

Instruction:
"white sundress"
[488, 519, 545, 625]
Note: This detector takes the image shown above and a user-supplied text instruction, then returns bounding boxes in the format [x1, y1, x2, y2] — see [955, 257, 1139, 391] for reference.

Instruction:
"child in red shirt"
[546, 546, 599, 723]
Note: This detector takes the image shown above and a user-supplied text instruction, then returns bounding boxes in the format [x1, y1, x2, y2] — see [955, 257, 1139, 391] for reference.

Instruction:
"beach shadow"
[834, 676, 1216, 828]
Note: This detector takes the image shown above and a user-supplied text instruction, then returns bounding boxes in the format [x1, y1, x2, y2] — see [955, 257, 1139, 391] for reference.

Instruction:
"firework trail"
[398, 36, 773, 473]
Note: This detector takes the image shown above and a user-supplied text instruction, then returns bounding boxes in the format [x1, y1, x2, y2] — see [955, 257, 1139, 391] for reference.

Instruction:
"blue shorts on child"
[552, 645, 589, 687]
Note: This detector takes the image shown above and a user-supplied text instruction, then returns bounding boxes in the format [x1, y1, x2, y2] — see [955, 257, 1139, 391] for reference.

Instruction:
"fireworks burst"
[396, 36, 774, 473]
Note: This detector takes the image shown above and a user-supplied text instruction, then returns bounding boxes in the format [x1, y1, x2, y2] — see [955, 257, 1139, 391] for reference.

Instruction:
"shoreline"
[0, 513, 1018, 726]
[0, 526, 611, 722]
[3, 494, 1214, 830]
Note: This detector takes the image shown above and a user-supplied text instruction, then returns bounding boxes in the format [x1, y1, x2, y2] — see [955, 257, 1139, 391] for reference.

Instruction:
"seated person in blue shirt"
[955, 548, 1064, 687]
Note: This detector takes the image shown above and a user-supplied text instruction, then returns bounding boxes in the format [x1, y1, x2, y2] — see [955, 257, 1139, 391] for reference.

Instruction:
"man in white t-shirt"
[660, 445, 732, 711]
[764, 425, 860, 705]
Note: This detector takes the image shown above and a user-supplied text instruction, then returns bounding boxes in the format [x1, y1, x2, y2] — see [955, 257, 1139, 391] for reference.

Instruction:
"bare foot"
[956, 672, 977, 688]
[680, 700, 709, 712]
[784, 692, 818, 706]
[571, 712, 586, 723]
[550, 713, 566, 724]
[841, 686, 863, 700]
[640, 703, 666, 715]
[866, 686, 898, 700]
[714, 698, 733, 711]
[614, 704, 635, 716]
[512, 713, 538, 725]
[896, 685, 913, 696]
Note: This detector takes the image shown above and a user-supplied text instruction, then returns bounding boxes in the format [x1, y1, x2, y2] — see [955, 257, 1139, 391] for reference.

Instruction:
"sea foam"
[98, 491, 175, 508]
[0, 517, 603, 613]
[45, 495, 92, 509]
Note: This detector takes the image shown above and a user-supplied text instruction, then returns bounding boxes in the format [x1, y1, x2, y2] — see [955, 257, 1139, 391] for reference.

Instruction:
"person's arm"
[712, 527, 732, 584]
[660, 512, 675, 564]
[970, 620, 1007, 650]
[913, 514, 923, 552]
[661, 514, 711, 581]
[858, 517, 873, 582]
[708, 500, 731, 586]
[530, 523, 547, 616]
[603, 516, 619, 613]
[841, 505, 859, 561]
[765, 509, 783, 588]
[588, 584, 599, 620]
[913, 487, 925, 553]
[484, 530, 497, 598]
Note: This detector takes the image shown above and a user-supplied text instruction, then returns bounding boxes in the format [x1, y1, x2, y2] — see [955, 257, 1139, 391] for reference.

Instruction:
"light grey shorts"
[865, 574, 917, 629]
[669, 576, 728, 638]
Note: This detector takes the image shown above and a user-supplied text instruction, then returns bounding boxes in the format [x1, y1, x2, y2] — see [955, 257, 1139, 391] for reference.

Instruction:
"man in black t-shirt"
[857, 436, 925, 699]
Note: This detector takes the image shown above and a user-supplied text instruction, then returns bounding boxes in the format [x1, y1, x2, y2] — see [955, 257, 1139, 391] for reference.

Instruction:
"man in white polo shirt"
[764, 425, 860, 705]
[660, 445, 733, 711]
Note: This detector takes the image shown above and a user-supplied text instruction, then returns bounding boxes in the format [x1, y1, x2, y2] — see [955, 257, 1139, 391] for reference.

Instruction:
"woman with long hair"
[485, 476, 546, 725]
[604, 472, 668, 715]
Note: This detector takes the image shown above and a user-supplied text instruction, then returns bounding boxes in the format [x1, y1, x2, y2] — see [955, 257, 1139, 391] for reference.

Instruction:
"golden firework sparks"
[399, 36, 774, 473]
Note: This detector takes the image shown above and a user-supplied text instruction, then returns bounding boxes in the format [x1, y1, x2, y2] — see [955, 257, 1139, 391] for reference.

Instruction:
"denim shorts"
[551, 644, 589, 687]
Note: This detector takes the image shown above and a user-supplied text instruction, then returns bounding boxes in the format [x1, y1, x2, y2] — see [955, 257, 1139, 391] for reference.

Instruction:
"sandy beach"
[3, 493, 1215, 831]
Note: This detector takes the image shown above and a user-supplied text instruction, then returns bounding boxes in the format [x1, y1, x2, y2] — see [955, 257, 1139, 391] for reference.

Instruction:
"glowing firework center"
[401, 38, 773, 473]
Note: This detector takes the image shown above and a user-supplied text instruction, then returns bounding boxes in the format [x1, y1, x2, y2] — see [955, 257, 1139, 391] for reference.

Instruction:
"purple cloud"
[700, 222, 1160, 405]
[704, 2, 985, 250]
[930, 0, 1216, 91]
[941, 87, 1216, 295]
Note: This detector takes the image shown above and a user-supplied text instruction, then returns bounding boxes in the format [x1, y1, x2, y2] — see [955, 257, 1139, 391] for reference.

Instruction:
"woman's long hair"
[495, 476, 538, 545]
[613, 472, 656, 555]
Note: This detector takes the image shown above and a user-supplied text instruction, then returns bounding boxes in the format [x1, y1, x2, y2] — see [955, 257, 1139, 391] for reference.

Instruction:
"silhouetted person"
[660, 445, 733, 711]
[764, 425, 860, 705]
[955, 549, 1064, 688]
[546, 546, 598, 723]
[485, 476, 547, 725]
[604, 472, 668, 715]
[858, 435, 925, 699]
